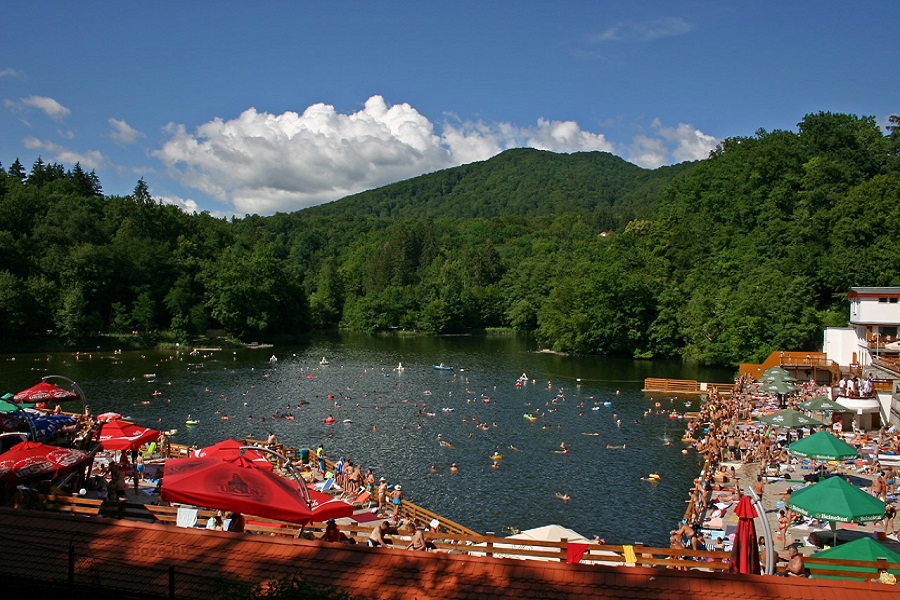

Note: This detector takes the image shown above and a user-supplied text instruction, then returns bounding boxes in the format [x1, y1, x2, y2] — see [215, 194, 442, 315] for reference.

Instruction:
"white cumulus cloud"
[23, 137, 104, 169]
[108, 118, 144, 144]
[658, 122, 718, 162]
[20, 95, 70, 121]
[628, 121, 717, 168]
[154, 95, 618, 215]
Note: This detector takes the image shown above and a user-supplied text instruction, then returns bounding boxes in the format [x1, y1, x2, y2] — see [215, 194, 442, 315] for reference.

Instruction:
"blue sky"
[2, 2, 897, 217]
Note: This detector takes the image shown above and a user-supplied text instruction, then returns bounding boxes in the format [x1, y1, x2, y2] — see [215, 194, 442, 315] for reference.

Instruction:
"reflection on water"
[2, 333, 734, 546]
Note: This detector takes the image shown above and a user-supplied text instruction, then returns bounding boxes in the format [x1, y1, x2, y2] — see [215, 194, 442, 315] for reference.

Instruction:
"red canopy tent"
[306, 486, 354, 521]
[193, 440, 274, 472]
[98, 420, 159, 451]
[0, 441, 90, 486]
[728, 495, 761, 575]
[13, 381, 79, 403]
[160, 455, 314, 523]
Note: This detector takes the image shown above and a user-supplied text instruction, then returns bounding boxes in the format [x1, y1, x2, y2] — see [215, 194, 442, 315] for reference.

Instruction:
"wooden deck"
[643, 378, 732, 396]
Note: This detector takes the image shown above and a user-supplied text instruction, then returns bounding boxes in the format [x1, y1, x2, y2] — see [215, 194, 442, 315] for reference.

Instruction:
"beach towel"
[622, 545, 637, 566]
[567, 543, 589, 564]
[176, 506, 198, 528]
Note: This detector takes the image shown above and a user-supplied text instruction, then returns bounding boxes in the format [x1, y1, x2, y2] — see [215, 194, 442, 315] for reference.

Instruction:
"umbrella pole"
[239, 446, 312, 507]
[748, 486, 774, 574]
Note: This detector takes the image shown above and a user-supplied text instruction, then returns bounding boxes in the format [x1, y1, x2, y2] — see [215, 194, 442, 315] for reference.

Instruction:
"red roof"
[0, 508, 896, 600]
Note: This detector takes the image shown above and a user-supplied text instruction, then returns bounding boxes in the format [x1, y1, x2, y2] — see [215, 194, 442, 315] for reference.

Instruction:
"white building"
[823, 286, 900, 429]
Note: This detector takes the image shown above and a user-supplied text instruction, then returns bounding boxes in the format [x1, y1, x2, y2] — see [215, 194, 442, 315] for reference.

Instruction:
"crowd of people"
[679, 368, 900, 576]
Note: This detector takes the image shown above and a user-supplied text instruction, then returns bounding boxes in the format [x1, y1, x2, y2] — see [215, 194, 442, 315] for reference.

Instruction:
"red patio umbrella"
[13, 381, 79, 403]
[0, 441, 90, 486]
[728, 495, 761, 575]
[98, 419, 159, 451]
[306, 486, 354, 521]
[160, 455, 314, 523]
[193, 440, 274, 471]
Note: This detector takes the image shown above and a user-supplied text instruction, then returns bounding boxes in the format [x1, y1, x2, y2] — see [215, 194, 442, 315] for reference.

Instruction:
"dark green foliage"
[2, 111, 898, 363]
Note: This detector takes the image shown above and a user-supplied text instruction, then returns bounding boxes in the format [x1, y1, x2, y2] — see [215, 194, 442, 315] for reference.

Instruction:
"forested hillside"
[1, 111, 898, 365]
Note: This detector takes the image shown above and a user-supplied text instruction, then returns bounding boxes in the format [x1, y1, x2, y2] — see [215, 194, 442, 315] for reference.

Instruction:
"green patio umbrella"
[788, 430, 859, 461]
[798, 396, 846, 413]
[0, 399, 20, 413]
[756, 380, 801, 395]
[763, 366, 791, 377]
[761, 370, 797, 382]
[788, 476, 886, 545]
[757, 409, 823, 428]
[810, 537, 900, 580]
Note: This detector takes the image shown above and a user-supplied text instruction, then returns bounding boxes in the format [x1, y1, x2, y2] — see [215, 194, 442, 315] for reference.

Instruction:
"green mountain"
[304, 148, 696, 225]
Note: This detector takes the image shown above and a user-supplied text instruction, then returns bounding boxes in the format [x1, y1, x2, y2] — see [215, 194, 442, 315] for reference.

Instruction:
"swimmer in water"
[555, 492, 570, 501]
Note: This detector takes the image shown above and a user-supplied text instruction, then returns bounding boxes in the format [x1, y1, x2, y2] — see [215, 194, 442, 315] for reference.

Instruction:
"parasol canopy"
[757, 409, 822, 429]
[788, 430, 858, 461]
[728, 495, 760, 575]
[193, 440, 274, 472]
[788, 476, 886, 523]
[160, 455, 314, 523]
[98, 419, 159, 451]
[13, 381, 79, 403]
[761, 368, 797, 382]
[810, 536, 900, 580]
[28, 412, 77, 441]
[306, 486, 354, 521]
[798, 396, 846, 413]
[756, 380, 801, 395]
[0, 440, 90, 486]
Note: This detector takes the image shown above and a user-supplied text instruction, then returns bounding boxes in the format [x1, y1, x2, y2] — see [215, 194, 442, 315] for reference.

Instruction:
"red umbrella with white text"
[0, 441, 90, 486]
[98, 419, 159, 451]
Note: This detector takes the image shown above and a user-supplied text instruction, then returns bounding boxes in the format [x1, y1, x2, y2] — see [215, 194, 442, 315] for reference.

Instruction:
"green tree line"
[1, 111, 898, 365]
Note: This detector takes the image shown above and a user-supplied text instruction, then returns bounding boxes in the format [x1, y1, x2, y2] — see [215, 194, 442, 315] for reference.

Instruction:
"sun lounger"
[350, 490, 372, 508]
[315, 478, 337, 492]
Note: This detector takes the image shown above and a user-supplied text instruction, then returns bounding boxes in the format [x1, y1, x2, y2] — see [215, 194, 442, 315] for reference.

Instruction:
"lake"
[2, 332, 734, 546]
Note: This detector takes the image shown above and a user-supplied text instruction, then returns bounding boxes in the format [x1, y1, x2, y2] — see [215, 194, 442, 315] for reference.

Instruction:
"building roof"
[0, 508, 896, 600]
[849, 287, 900, 298]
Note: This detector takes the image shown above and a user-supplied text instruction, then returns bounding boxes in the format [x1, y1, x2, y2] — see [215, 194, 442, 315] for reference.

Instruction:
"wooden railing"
[27, 495, 900, 578]
[804, 556, 900, 580]
[740, 351, 841, 384]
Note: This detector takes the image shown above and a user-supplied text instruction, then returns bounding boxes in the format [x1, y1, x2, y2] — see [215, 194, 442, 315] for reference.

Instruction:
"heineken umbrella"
[761, 369, 797, 382]
[788, 430, 858, 461]
[763, 366, 793, 378]
[757, 409, 822, 429]
[788, 476, 886, 545]
[798, 396, 846, 413]
[756, 380, 801, 395]
[810, 537, 900, 580]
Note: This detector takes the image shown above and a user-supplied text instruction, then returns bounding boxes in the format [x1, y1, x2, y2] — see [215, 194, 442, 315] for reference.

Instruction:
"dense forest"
[1, 111, 898, 365]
